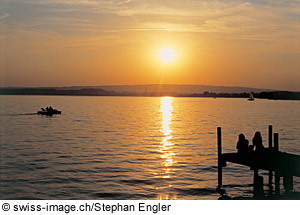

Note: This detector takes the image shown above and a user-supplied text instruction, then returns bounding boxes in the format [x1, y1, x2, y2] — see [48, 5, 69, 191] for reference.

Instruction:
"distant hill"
[55, 84, 274, 94]
[1, 85, 299, 100]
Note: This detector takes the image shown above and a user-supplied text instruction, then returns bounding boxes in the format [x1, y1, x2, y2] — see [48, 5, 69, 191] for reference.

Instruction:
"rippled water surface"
[1, 95, 299, 199]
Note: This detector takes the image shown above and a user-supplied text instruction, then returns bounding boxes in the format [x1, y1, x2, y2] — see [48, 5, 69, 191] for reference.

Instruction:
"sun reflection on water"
[157, 97, 176, 179]
[155, 97, 177, 200]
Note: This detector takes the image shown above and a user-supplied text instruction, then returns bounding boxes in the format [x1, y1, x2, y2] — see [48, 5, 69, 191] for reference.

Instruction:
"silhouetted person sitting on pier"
[236, 133, 249, 154]
[252, 131, 265, 152]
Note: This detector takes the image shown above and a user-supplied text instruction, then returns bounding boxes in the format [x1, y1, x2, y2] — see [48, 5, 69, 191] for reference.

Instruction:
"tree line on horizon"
[0, 88, 299, 100]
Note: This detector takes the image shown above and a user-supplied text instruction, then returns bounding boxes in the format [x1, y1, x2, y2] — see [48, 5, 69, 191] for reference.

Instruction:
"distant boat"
[248, 92, 255, 101]
[37, 107, 62, 115]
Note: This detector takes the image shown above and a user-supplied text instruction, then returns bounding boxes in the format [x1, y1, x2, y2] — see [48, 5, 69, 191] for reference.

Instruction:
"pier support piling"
[268, 125, 273, 187]
[217, 127, 222, 189]
[283, 175, 293, 192]
[253, 169, 264, 198]
[274, 133, 280, 195]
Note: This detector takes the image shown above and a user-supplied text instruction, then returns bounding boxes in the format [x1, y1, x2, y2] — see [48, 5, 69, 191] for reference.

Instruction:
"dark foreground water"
[0, 95, 299, 199]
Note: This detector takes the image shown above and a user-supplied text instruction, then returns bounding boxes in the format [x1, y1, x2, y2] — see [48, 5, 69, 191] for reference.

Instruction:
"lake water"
[0, 95, 299, 199]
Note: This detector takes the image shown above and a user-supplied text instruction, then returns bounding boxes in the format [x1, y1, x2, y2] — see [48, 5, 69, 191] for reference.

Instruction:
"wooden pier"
[217, 126, 300, 197]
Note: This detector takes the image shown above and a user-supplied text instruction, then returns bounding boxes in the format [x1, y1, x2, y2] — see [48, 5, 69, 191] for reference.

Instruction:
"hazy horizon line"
[0, 83, 278, 91]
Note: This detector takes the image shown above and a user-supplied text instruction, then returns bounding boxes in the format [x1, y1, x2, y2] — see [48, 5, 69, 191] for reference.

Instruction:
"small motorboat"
[37, 107, 62, 115]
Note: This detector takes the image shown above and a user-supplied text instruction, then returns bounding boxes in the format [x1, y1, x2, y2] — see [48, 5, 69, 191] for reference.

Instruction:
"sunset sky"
[1, 0, 299, 91]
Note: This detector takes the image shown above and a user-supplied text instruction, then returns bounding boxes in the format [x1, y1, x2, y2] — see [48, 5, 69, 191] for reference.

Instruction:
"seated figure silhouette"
[236, 133, 249, 154]
[252, 131, 265, 152]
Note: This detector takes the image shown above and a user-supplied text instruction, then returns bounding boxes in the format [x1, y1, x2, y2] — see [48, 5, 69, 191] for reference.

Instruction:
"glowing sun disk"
[159, 47, 175, 63]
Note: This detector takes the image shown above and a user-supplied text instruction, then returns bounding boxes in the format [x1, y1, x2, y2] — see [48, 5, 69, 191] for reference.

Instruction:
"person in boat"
[252, 131, 265, 152]
[49, 106, 53, 111]
[236, 133, 249, 154]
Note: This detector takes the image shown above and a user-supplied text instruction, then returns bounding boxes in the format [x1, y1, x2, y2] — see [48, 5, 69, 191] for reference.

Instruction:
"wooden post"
[268, 125, 273, 187]
[254, 168, 258, 188]
[253, 169, 264, 198]
[274, 133, 279, 151]
[217, 127, 222, 188]
[274, 133, 280, 195]
[268, 125, 273, 149]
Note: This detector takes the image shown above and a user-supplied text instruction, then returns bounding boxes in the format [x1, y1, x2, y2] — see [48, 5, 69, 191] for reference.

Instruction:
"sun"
[158, 47, 176, 63]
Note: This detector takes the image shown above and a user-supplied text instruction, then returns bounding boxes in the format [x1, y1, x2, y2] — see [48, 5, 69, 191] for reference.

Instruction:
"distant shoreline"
[1, 88, 299, 100]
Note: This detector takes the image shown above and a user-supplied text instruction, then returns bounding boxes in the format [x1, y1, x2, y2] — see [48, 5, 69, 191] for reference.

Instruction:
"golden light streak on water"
[157, 97, 176, 180]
